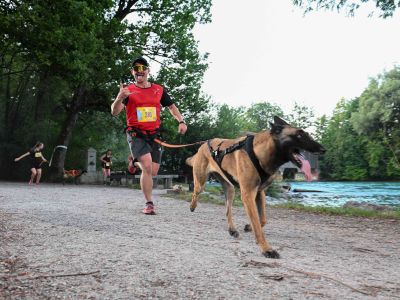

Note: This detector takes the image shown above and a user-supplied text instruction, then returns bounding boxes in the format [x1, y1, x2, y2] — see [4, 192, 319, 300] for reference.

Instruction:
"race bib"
[35, 152, 42, 158]
[137, 107, 156, 122]
[106, 162, 110, 167]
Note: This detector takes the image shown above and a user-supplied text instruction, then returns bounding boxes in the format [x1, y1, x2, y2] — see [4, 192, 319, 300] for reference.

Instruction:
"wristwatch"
[179, 121, 186, 125]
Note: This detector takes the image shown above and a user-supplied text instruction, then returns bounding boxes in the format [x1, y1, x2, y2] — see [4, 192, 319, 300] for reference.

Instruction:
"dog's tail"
[185, 155, 195, 167]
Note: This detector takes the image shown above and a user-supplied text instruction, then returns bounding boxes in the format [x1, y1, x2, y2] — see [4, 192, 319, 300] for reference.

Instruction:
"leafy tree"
[314, 114, 329, 142]
[0, 0, 212, 181]
[319, 98, 369, 180]
[292, 0, 400, 18]
[285, 102, 316, 130]
[243, 102, 284, 132]
[351, 67, 400, 177]
[210, 104, 246, 138]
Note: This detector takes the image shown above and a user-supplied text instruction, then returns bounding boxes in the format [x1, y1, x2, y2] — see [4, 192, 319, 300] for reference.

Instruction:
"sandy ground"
[0, 181, 399, 299]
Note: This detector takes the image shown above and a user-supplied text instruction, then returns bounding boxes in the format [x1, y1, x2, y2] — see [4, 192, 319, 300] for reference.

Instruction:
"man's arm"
[111, 97, 125, 116]
[168, 104, 187, 134]
[111, 83, 132, 116]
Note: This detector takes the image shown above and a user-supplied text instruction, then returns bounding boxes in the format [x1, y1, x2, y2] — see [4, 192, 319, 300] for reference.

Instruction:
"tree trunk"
[48, 85, 86, 182]
[34, 68, 51, 123]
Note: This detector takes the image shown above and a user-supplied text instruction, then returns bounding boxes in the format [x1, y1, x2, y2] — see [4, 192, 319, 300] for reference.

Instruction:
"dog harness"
[208, 135, 271, 186]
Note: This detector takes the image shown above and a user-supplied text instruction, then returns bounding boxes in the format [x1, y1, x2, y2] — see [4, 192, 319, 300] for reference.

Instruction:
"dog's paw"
[244, 224, 252, 232]
[262, 250, 280, 259]
[229, 229, 239, 238]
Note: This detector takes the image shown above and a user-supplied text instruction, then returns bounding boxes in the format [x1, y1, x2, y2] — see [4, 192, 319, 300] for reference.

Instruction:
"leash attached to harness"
[153, 138, 205, 148]
[126, 126, 205, 148]
[208, 135, 271, 186]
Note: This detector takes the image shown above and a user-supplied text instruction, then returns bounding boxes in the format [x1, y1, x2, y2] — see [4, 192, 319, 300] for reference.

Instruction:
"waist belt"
[125, 126, 160, 142]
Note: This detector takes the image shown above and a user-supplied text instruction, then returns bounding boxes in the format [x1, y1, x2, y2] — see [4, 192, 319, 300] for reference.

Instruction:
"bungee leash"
[153, 138, 205, 148]
[126, 127, 206, 148]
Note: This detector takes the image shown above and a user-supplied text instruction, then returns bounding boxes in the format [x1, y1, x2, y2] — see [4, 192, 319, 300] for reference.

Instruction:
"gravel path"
[1, 181, 399, 299]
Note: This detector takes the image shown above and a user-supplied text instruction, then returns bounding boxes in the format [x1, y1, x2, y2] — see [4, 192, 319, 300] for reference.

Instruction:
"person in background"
[100, 149, 113, 185]
[127, 154, 140, 175]
[14, 142, 48, 185]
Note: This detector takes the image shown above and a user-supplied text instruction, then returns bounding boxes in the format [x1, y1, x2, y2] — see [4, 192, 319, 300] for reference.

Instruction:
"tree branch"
[114, 0, 140, 21]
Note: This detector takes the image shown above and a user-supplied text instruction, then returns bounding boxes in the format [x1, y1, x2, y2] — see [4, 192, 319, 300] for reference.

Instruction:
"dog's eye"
[296, 130, 305, 139]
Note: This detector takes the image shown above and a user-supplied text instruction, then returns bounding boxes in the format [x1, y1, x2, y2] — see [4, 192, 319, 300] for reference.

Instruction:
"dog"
[186, 116, 326, 258]
[63, 169, 87, 185]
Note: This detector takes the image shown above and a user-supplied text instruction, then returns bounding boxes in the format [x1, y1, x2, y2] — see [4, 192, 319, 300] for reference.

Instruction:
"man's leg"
[152, 162, 160, 176]
[137, 153, 154, 202]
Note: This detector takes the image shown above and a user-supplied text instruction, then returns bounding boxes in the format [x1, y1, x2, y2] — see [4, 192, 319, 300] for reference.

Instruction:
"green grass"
[272, 202, 400, 219]
[162, 183, 400, 220]
[163, 184, 244, 206]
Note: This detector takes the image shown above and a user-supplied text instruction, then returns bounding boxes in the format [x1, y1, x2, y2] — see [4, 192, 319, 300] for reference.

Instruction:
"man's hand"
[116, 82, 134, 101]
[178, 123, 187, 135]
[112, 83, 134, 116]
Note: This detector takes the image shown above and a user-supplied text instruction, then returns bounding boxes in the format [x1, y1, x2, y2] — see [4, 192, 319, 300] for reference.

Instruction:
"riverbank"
[169, 184, 400, 220]
[1, 182, 399, 299]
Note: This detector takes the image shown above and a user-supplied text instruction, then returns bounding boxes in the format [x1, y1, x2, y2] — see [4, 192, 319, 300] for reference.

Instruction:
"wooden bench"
[110, 171, 179, 189]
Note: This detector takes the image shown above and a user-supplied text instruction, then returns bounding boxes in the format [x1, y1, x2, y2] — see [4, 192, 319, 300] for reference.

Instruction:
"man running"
[111, 56, 187, 214]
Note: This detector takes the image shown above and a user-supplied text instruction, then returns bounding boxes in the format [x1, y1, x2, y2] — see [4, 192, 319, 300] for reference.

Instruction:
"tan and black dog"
[186, 116, 326, 258]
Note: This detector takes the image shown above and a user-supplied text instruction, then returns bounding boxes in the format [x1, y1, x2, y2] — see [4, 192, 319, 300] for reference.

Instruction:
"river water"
[272, 181, 400, 207]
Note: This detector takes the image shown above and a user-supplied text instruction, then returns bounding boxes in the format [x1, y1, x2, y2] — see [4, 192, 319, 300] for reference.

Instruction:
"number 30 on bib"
[136, 107, 156, 122]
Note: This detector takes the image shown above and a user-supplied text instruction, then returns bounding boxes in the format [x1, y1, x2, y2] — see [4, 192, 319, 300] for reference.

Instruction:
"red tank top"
[125, 83, 163, 131]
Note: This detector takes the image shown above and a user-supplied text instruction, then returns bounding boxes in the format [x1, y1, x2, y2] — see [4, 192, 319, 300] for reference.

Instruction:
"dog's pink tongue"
[299, 156, 312, 181]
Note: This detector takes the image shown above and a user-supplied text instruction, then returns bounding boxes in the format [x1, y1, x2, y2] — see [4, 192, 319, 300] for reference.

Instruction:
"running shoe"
[143, 202, 156, 215]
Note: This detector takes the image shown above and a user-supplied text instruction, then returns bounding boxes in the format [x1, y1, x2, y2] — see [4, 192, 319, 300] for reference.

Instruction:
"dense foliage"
[0, 0, 212, 180]
[318, 67, 400, 180]
[1, 1, 399, 181]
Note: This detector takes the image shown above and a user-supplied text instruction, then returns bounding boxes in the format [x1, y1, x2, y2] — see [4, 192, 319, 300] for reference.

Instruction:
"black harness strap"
[208, 135, 271, 186]
[244, 135, 271, 184]
[208, 140, 239, 186]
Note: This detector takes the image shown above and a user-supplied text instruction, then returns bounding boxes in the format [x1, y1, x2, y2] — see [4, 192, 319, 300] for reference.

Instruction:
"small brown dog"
[186, 116, 326, 258]
[63, 169, 87, 185]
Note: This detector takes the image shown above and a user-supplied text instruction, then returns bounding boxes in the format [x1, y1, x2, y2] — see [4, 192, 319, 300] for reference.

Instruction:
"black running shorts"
[127, 134, 163, 164]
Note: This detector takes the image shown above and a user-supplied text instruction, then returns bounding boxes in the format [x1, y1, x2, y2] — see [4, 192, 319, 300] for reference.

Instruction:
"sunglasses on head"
[133, 65, 148, 72]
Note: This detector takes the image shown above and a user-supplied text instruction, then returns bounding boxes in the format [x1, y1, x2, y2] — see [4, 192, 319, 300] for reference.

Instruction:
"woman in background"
[14, 142, 48, 185]
[100, 149, 113, 184]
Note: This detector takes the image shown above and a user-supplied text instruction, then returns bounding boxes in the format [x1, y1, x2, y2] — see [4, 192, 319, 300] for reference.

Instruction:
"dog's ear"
[270, 123, 284, 135]
[273, 116, 290, 126]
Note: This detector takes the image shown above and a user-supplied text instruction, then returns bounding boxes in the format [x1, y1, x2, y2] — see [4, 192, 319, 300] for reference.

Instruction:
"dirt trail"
[1, 182, 399, 299]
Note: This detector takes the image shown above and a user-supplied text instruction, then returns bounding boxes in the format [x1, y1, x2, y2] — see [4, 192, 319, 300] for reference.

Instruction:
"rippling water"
[271, 181, 400, 207]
